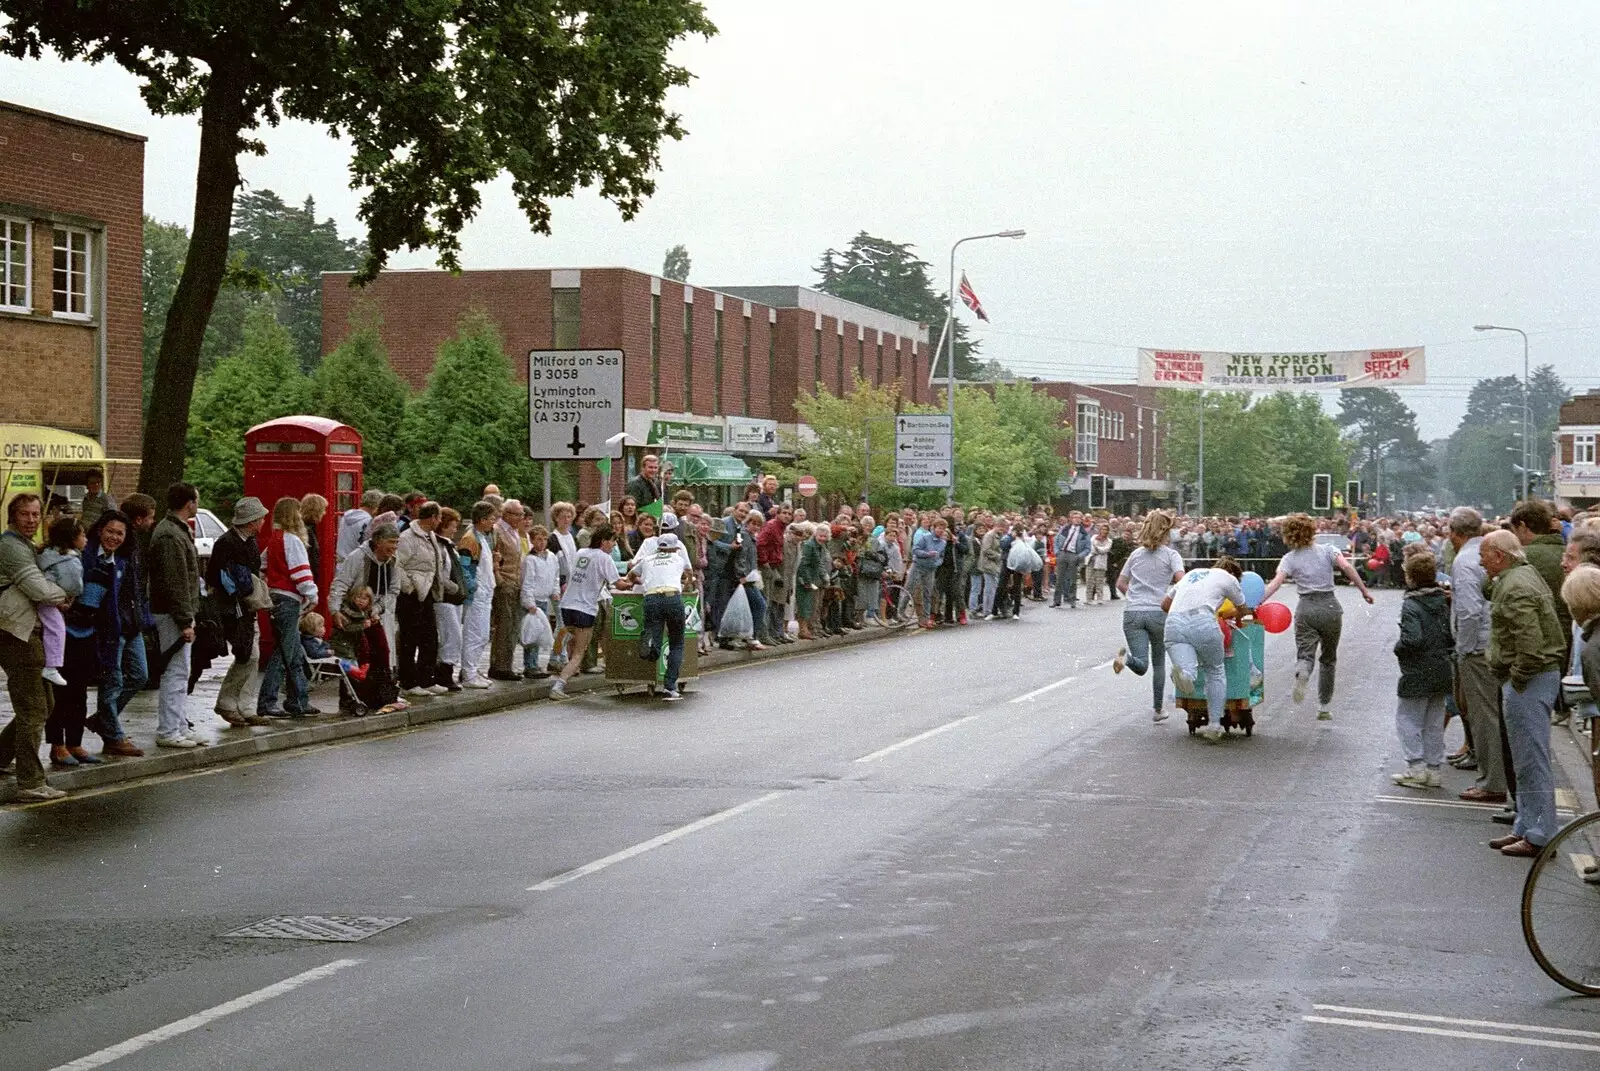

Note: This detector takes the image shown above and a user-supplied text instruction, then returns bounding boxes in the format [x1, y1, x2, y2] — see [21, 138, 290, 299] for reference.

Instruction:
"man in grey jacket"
[147, 483, 203, 749]
[0, 494, 70, 799]
[1447, 507, 1508, 805]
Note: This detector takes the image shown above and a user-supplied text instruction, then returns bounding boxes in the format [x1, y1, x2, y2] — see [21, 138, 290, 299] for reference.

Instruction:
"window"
[683, 301, 694, 411]
[876, 340, 884, 385]
[812, 327, 822, 392]
[650, 293, 661, 408]
[1102, 411, 1125, 441]
[1577, 434, 1597, 466]
[857, 336, 865, 383]
[551, 287, 580, 348]
[767, 318, 776, 413]
[741, 313, 752, 415]
[1, 219, 28, 310]
[837, 333, 845, 392]
[1075, 401, 1100, 466]
[52, 227, 91, 318]
[713, 308, 724, 414]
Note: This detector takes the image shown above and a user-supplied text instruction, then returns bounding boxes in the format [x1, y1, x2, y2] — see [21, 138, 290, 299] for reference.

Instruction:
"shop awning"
[669, 452, 755, 485]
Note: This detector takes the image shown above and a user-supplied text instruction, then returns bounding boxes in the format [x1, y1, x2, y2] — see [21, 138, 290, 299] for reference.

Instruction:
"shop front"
[0, 424, 137, 527]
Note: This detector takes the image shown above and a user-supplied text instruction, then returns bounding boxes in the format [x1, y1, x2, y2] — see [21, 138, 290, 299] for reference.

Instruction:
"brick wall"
[0, 103, 145, 494]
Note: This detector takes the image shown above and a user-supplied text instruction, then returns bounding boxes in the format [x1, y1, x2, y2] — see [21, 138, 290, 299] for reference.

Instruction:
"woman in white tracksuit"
[458, 501, 500, 688]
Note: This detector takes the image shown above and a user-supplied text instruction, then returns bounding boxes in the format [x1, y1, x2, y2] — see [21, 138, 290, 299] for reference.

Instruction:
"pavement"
[4, 588, 1600, 1071]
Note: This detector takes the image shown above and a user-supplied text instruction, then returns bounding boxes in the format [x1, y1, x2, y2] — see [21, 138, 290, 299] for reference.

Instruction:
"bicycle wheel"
[893, 583, 914, 626]
[1521, 809, 1600, 996]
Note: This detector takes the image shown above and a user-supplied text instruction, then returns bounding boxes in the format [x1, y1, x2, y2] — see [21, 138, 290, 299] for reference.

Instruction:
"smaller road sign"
[895, 414, 953, 488]
[797, 474, 818, 497]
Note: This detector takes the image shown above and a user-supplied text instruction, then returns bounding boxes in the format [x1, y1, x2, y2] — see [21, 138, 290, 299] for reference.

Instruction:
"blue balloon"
[1240, 571, 1266, 609]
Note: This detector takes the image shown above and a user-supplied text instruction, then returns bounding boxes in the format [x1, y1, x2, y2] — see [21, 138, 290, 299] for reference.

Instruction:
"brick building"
[1555, 388, 1600, 509]
[0, 101, 145, 496]
[321, 267, 929, 505]
[1022, 380, 1174, 511]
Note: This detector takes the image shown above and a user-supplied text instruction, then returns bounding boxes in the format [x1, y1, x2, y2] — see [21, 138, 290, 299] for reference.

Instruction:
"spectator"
[1447, 508, 1509, 805]
[257, 496, 320, 722]
[625, 454, 662, 509]
[396, 501, 451, 697]
[79, 471, 115, 531]
[78, 509, 152, 757]
[300, 494, 329, 586]
[0, 494, 70, 799]
[1480, 529, 1566, 858]
[337, 489, 383, 565]
[489, 500, 530, 681]
[205, 496, 269, 727]
[520, 524, 561, 678]
[148, 482, 205, 749]
[1053, 511, 1090, 609]
[432, 507, 466, 692]
[1390, 551, 1455, 790]
[757, 474, 780, 518]
[794, 522, 826, 640]
[1510, 498, 1573, 682]
[457, 501, 501, 688]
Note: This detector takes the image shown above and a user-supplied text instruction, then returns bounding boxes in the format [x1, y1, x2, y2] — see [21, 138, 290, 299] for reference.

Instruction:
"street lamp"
[1474, 323, 1530, 501]
[946, 229, 1026, 502]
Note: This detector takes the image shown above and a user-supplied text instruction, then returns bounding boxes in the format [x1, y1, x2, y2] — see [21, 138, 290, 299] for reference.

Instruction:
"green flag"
[642, 500, 664, 520]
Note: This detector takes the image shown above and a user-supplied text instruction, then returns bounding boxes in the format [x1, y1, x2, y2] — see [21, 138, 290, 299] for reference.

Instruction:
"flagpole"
[946, 230, 1026, 504]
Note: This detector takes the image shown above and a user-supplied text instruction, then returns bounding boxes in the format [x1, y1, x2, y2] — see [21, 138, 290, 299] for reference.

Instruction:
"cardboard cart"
[603, 591, 702, 696]
[1175, 621, 1266, 736]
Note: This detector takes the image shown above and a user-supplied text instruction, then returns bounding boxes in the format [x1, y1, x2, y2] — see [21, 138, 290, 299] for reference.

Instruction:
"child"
[1086, 523, 1112, 603]
[331, 585, 400, 713]
[299, 612, 332, 659]
[1391, 551, 1454, 789]
[37, 516, 85, 687]
[520, 524, 561, 678]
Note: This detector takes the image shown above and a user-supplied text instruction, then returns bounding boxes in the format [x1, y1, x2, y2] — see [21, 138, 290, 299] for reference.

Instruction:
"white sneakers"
[42, 668, 67, 687]
[404, 686, 430, 698]
[1197, 723, 1225, 743]
[548, 680, 569, 700]
[1392, 765, 1441, 790]
[460, 677, 490, 690]
[156, 733, 204, 749]
[1152, 708, 1169, 723]
[425, 684, 451, 696]
[15, 783, 67, 801]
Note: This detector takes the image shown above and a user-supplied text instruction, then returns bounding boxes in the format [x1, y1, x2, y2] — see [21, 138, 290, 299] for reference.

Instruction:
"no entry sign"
[797, 475, 818, 497]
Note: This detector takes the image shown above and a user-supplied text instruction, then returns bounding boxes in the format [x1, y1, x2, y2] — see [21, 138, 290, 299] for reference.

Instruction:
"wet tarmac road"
[4, 587, 1599, 1069]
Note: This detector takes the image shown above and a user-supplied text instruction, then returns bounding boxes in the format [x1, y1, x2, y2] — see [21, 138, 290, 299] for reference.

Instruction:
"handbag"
[243, 573, 273, 612]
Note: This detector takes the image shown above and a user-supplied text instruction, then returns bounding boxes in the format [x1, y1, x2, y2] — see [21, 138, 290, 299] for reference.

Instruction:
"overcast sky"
[7, 0, 1600, 438]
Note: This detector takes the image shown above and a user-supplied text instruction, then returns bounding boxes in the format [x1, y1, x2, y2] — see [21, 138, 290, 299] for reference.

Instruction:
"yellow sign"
[0, 424, 106, 464]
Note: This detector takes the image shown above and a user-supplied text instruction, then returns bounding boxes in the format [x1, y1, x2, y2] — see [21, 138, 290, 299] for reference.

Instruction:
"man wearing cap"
[206, 496, 270, 726]
[622, 529, 694, 701]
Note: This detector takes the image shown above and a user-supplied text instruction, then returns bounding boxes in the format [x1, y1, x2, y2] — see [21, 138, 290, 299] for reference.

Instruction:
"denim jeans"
[257, 594, 310, 715]
[1164, 609, 1227, 724]
[1121, 608, 1168, 711]
[94, 633, 147, 741]
[1503, 670, 1560, 847]
[908, 564, 937, 619]
[643, 593, 686, 692]
[969, 572, 996, 615]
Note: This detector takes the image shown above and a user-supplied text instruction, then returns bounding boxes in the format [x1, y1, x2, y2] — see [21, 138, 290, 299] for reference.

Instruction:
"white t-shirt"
[632, 547, 691, 593]
[1277, 543, 1338, 594]
[562, 548, 619, 617]
[1121, 545, 1184, 611]
[1168, 568, 1245, 616]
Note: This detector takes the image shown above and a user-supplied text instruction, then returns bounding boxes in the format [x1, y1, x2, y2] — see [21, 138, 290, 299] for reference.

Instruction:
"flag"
[958, 273, 989, 322]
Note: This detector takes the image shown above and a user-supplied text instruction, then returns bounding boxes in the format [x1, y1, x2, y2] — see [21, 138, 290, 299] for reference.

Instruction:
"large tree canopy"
[2, 0, 715, 494]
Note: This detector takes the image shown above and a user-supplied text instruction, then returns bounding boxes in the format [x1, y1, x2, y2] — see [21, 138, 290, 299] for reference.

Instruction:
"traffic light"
[1312, 473, 1332, 511]
[1346, 479, 1362, 508]
[1089, 473, 1112, 509]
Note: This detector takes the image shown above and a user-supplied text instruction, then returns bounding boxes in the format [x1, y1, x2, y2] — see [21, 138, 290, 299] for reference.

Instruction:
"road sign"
[797, 474, 818, 497]
[895, 413, 953, 488]
[527, 349, 624, 461]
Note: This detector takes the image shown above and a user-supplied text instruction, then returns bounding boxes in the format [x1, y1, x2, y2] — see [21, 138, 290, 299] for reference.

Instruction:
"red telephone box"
[244, 416, 363, 621]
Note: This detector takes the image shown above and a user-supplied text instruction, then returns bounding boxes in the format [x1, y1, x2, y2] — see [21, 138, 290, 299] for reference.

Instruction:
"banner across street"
[1136, 347, 1426, 390]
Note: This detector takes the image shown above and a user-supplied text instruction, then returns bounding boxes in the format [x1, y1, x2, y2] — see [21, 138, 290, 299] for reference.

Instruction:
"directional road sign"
[527, 349, 624, 461]
[894, 413, 953, 488]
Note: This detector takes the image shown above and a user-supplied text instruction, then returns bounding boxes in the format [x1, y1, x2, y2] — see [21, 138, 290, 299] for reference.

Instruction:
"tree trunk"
[137, 74, 247, 496]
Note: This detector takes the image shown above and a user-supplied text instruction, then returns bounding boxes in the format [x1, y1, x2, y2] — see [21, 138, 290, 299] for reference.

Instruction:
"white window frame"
[52, 226, 92, 320]
[1075, 401, 1100, 466]
[0, 218, 29, 312]
[1576, 434, 1596, 466]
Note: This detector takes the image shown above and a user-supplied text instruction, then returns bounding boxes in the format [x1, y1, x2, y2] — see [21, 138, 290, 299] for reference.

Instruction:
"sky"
[6, 0, 1600, 439]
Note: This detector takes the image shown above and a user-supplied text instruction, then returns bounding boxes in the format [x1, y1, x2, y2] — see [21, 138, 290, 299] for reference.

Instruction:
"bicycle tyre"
[893, 584, 914, 626]
[1521, 809, 1600, 996]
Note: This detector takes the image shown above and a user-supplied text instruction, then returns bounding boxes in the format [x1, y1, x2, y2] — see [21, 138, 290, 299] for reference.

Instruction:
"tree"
[233, 190, 368, 368]
[306, 324, 410, 488]
[662, 244, 691, 282]
[184, 308, 309, 507]
[1444, 424, 1520, 514]
[1161, 391, 1293, 515]
[951, 387, 1031, 510]
[814, 232, 994, 382]
[990, 381, 1070, 505]
[1337, 388, 1434, 510]
[142, 216, 188, 404]
[786, 376, 920, 509]
[2, 1, 716, 495]
[394, 314, 547, 509]
[1251, 393, 1351, 516]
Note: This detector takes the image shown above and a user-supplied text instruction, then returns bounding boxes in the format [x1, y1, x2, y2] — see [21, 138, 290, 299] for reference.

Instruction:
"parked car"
[188, 507, 225, 570]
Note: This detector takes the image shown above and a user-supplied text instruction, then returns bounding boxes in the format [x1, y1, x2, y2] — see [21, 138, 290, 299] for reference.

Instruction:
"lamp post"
[1474, 324, 1530, 501]
[947, 229, 1026, 503]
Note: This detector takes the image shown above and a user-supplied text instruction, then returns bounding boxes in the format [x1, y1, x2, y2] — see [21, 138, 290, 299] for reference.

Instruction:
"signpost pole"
[543, 462, 552, 524]
[1196, 393, 1206, 517]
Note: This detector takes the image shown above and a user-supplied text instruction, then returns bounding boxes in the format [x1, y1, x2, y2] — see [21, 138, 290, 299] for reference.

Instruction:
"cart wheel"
[614, 685, 627, 696]
[1188, 724, 1196, 735]
[1244, 724, 1253, 737]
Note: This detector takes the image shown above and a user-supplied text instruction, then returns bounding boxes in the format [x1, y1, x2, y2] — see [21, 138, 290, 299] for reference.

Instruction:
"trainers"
[1292, 674, 1308, 705]
[182, 731, 210, 746]
[461, 677, 490, 689]
[1197, 723, 1225, 743]
[14, 783, 67, 802]
[42, 667, 68, 686]
[404, 686, 430, 698]
[156, 734, 199, 749]
[548, 680, 569, 700]
[1170, 664, 1196, 695]
[661, 689, 682, 701]
[1316, 710, 1333, 721]
[1392, 765, 1432, 790]
[1113, 648, 1126, 675]
[1152, 708, 1169, 723]
[426, 684, 451, 696]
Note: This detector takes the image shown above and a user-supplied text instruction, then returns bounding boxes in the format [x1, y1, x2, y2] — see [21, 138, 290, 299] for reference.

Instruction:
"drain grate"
[220, 915, 410, 942]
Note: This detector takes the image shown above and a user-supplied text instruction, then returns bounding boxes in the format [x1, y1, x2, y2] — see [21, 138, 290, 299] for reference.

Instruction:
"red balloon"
[1255, 601, 1292, 634]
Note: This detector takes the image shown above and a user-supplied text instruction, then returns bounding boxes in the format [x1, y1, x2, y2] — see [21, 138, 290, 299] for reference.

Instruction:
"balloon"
[1217, 599, 1235, 617]
[1240, 571, 1267, 609]
[1255, 601, 1292, 634]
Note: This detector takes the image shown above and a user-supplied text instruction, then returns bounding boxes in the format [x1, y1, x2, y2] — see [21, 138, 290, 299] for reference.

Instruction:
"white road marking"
[1311, 1004, 1600, 1040]
[1009, 676, 1078, 703]
[854, 716, 980, 763]
[1303, 1015, 1600, 1053]
[527, 792, 786, 891]
[49, 958, 362, 1070]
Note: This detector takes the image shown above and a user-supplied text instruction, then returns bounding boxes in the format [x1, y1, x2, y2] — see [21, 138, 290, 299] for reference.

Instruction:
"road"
[4, 587, 1598, 1070]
